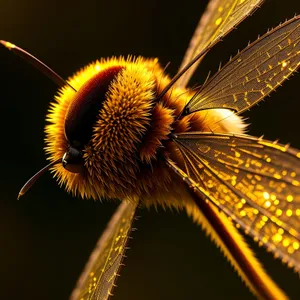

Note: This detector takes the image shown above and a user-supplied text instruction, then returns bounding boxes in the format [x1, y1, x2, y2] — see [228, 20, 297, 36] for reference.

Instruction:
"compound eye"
[64, 66, 124, 148]
[62, 147, 84, 173]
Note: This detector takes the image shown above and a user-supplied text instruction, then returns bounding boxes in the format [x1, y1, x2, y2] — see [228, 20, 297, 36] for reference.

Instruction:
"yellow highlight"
[287, 195, 293, 202]
[293, 242, 300, 250]
[240, 210, 246, 217]
[274, 174, 282, 179]
[215, 17, 222, 25]
[0, 40, 16, 50]
[237, 202, 243, 209]
[289, 228, 298, 237]
[286, 209, 293, 217]
[272, 233, 282, 243]
[259, 141, 287, 152]
[278, 228, 284, 235]
[282, 239, 290, 247]
[264, 200, 271, 208]
[263, 192, 270, 199]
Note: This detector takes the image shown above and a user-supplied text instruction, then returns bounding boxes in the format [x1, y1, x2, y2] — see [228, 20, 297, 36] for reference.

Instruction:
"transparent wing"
[170, 132, 300, 270]
[184, 16, 300, 115]
[177, 0, 264, 88]
[70, 200, 139, 300]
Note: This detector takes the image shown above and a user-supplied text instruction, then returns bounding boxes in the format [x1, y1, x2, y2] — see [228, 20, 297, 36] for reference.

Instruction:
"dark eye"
[62, 147, 84, 173]
[64, 66, 124, 148]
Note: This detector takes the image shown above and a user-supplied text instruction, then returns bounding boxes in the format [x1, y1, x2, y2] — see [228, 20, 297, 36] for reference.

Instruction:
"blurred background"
[0, 0, 299, 299]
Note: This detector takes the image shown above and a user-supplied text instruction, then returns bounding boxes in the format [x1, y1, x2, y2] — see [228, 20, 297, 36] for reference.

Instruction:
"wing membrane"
[70, 200, 138, 300]
[171, 132, 300, 270]
[177, 0, 264, 88]
[185, 16, 300, 114]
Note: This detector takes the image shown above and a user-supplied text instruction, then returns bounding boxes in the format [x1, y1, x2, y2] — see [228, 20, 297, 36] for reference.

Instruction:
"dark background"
[0, 0, 299, 299]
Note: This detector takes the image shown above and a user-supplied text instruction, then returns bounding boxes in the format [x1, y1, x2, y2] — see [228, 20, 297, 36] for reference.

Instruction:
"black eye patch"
[64, 65, 124, 148]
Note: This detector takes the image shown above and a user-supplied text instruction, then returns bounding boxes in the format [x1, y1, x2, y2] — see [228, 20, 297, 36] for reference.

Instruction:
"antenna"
[18, 158, 61, 200]
[0, 40, 77, 92]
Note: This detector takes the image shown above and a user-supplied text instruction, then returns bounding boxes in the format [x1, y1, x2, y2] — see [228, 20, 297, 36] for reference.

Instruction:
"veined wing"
[177, 0, 264, 88]
[70, 200, 139, 300]
[169, 132, 300, 270]
[184, 16, 300, 115]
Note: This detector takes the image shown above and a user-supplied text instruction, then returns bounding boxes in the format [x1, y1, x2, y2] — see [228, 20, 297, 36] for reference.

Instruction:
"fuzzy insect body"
[46, 57, 245, 206]
[2, 0, 300, 299]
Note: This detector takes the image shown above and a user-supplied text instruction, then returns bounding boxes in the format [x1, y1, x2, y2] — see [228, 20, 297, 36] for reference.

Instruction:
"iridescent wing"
[176, 0, 264, 88]
[70, 200, 139, 300]
[168, 132, 300, 271]
[184, 16, 300, 115]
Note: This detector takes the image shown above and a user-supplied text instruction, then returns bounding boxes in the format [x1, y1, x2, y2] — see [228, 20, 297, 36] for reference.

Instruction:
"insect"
[1, 0, 300, 299]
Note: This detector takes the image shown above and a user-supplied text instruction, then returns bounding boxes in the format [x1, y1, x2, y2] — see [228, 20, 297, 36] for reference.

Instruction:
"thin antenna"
[0, 40, 77, 92]
[18, 158, 61, 200]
